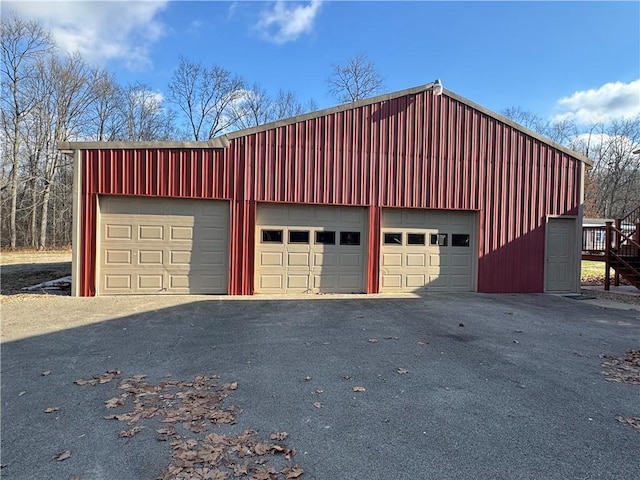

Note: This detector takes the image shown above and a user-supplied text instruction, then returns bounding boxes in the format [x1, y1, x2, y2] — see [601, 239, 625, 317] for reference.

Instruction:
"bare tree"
[575, 117, 640, 218]
[121, 83, 176, 141]
[31, 53, 98, 249]
[0, 13, 54, 248]
[231, 85, 311, 129]
[168, 56, 244, 140]
[87, 69, 124, 141]
[501, 107, 578, 144]
[327, 53, 384, 103]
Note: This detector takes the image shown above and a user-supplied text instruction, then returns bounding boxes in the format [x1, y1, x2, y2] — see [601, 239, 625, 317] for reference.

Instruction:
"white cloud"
[552, 79, 640, 125]
[256, 0, 322, 44]
[3, 0, 169, 70]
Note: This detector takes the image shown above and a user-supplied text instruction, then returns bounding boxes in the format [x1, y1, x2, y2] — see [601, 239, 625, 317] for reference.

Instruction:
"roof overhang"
[58, 137, 230, 154]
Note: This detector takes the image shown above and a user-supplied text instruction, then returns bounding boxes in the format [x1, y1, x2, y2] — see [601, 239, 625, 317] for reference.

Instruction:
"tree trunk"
[10, 121, 19, 249]
[38, 180, 50, 250]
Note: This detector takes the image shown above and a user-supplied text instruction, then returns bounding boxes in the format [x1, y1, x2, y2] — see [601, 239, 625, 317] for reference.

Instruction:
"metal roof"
[58, 81, 592, 166]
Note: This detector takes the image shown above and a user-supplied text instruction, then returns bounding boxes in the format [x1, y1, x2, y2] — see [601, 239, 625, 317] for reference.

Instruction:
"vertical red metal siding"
[79, 90, 583, 296]
[79, 148, 234, 296]
[232, 91, 581, 293]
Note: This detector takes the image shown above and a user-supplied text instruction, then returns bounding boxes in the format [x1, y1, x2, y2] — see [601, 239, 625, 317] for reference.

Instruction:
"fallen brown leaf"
[270, 432, 288, 441]
[368, 338, 378, 343]
[119, 426, 143, 438]
[397, 368, 409, 375]
[282, 464, 304, 479]
[53, 450, 71, 461]
[353, 386, 366, 392]
[41, 370, 51, 376]
[313, 402, 322, 408]
[105, 396, 126, 408]
[615, 415, 640, 433]
[44, 407, 59, 413]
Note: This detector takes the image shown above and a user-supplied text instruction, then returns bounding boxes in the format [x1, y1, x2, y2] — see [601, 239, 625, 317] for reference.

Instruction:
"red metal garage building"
[60, 82, 591, 297]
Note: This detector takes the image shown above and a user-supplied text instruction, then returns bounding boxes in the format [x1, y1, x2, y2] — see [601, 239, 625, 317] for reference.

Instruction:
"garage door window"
[340, 232, 361, 246]
[289, 230, 310, 244]
[262, 230, 283, 243]
[452, 234, 470, 247]
[430, 233, 448, 246]
[407, 233, 425, 245]
[315, 231, 336, 244]
[384, 233, 402, 245]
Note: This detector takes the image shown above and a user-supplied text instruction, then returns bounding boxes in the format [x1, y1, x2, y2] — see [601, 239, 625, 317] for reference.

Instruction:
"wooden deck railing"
[581, 210, 640, 291]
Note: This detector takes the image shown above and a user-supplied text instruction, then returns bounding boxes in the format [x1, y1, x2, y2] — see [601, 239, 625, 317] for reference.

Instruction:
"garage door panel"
[381, 274, 402, 288]
[198, 251, 225, 267]
[288, 252, 310, 266]
[380, 209, 477, 293]
[260, 275, 283, 290]
[105, 275, 131, 290]
[451, 275, 471, 288]
[106, 225, 132, 240]
[139, 274, 163, 289]
[429, 254, 443, 266]
[451, 254, 469, 267]
[338, 275, 361, 288]
[98, 196, 228, 295]
[105, 250, 131, 265]
[139, 225, 163, 240]
[261, 252, 283, 266]
[313, 275, 335, 288]
[170, 226, 193, 240]
[256, 204, 366, 293]
[382, 253, 402, 267]
[170, 251, 191, 265]
[406, 274, 427, 288]
[338, 253, 361, 267]
[287, 275, 309, 289]
[139, 250, 163, 265]
[314, 253, 335, 267]
[406, 253, 426, 267]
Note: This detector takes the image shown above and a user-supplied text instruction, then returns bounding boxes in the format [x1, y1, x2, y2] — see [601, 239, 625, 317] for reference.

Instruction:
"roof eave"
[57, 137, 230, 152]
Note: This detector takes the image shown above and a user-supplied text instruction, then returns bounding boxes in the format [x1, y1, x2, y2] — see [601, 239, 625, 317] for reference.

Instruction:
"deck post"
[614, 219, 621, 286]
[604, 221, 612, 291]
[635, 222, 640, 256]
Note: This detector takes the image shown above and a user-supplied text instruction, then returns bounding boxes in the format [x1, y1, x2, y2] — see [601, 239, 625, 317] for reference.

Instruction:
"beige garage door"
[255, 204, 367, 294]
[380, 209, 477, 292]
[98, 196, 228, 295]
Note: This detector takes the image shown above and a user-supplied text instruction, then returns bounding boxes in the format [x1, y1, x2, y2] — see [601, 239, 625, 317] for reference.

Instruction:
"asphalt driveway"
[1, 293, 639, 479]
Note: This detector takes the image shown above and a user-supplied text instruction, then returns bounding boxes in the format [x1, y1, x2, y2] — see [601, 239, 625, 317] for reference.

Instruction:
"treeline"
[2, 13, 639, 250]
[501, 108, 640, 220]
[0, 14, 316, 249]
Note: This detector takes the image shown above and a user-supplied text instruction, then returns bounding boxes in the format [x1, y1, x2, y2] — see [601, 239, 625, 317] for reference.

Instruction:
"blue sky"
[6, 1, 640, 125]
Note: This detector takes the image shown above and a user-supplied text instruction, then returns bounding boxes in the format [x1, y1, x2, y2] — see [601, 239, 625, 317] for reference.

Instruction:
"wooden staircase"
[582, 205, 640, 291]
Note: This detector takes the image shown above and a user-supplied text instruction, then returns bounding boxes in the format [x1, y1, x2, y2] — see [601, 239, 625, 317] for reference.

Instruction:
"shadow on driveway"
[2, 294, 639, 479]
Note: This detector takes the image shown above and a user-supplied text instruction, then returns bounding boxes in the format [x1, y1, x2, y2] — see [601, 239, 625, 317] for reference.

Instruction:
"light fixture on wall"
[431, 79, 443, 96]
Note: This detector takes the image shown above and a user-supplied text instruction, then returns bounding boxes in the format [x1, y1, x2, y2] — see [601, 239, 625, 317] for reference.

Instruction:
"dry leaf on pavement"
[282, 464, 304, 478]
[52, 450, 71, 461]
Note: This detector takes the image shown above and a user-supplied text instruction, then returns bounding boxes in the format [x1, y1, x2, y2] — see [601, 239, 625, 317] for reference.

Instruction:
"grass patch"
[582, 260, 605, 279]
